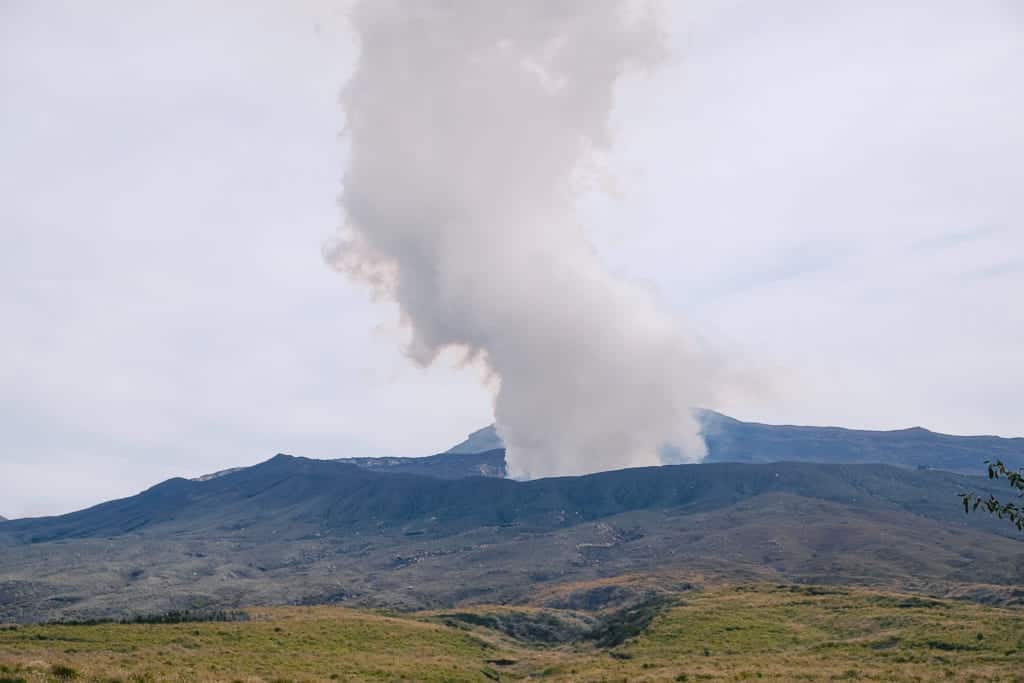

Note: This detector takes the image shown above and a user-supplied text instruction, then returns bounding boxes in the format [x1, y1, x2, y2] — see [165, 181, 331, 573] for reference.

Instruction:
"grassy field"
[1, 584, 1022, 682]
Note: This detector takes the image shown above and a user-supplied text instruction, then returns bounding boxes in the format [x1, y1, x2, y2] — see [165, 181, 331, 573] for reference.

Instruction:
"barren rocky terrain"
[1, 445, 1021, 623]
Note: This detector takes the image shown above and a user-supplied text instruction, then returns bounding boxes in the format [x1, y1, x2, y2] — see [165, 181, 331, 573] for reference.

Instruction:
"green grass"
[1, 585, 1022, 682]
[618, 585, 1024, 681]
[0, 607, 494, 682]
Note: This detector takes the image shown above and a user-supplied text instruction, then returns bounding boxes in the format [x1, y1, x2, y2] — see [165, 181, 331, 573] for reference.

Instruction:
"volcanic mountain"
[2, 414, 1023, 623]
[446, 410, 1024, 475]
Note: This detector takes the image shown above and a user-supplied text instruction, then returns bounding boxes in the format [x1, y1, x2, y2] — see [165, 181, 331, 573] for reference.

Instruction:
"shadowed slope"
[1, 455, 1022, 622]
[2, 455, 1016, 545]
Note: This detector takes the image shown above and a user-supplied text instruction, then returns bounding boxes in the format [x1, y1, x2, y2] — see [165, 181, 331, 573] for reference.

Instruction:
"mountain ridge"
[181, 411, 1023, 488]
[5, 452, 1014, 545]
[444, 410, 1024, 475]
[2, 453, 1022, 622]
[4, 412, 1023, 623]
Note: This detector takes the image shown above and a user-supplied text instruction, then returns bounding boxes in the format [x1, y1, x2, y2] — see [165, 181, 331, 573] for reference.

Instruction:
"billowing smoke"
[332, 0, 719, 478]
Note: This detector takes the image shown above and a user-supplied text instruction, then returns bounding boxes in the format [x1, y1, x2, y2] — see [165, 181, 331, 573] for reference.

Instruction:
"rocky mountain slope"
[445, 411, 1024, 474]
[334, 449, 506, 478]
[1, 454, 1021, 622]
[446, 424, 504, 454]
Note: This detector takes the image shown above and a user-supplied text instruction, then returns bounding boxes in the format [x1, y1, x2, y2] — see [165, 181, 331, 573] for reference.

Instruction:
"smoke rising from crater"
[332, 0, 719, 478]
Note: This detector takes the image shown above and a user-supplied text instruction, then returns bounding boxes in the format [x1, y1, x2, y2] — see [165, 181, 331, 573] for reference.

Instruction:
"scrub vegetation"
[1, 584, 1021, 682]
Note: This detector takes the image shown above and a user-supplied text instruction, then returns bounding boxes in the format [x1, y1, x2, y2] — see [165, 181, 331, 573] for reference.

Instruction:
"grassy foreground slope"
[1, 585, 1022, 682]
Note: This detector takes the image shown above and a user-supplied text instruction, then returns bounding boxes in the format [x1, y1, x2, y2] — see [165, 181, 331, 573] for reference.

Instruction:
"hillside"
[444, 411, 1024, 474]
[1, 455, 1021, 622]
[2, 584, 1023, 682]
[335, 449, 506, 478]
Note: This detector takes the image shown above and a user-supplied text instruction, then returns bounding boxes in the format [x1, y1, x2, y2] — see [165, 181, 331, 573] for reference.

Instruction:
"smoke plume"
[332, 0, 718, 478]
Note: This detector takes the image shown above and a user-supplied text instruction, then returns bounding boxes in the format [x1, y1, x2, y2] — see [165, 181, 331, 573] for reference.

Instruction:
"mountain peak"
[445, 424, 502, 454]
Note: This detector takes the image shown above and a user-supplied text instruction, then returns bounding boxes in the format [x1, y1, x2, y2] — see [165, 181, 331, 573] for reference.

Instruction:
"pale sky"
[2, 0, 1021, 518]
